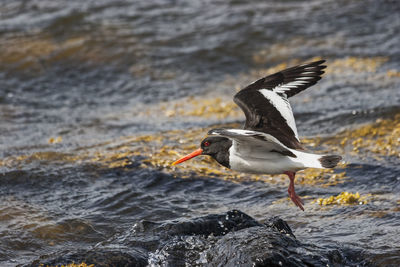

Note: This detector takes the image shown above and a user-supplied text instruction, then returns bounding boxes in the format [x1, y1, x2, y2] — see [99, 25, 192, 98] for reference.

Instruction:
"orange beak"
[171, 148, 203, 166]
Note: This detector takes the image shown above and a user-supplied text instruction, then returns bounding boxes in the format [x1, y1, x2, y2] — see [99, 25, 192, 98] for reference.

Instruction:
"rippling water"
[1, 0, 400, 266]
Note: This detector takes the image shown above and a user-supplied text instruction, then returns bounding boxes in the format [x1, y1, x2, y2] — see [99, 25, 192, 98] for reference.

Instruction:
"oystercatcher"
[172, 60, 341, 211]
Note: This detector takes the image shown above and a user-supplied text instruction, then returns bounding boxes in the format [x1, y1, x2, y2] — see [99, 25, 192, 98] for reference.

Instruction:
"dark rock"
[149, 217, 346, 267]
[144, 210, 353, 266]
[158, 209, 262, 237]
[122, 209, 261, 251]
[265, 216, 296, 239]
[25, 210, 366, 267]
[25, 249, 147, 267]
[203, 227, 325, 267]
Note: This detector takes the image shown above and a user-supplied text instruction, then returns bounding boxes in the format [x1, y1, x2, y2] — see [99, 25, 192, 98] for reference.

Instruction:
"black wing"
[233, 60, 326, 150]
[208, 128, 297, 158]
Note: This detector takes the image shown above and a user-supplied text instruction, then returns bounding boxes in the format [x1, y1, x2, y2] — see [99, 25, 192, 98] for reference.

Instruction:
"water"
[1, 0, 400, 266]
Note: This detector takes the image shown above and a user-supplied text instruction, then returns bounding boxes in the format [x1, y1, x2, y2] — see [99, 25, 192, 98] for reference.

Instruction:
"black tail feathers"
[319, 155, 342, 168]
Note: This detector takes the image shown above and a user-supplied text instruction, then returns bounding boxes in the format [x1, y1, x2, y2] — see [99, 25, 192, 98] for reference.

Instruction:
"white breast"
[228, 146, 304, 174]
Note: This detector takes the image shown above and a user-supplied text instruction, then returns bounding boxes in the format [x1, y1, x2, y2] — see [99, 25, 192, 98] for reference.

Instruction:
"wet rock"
[26, 210, 361, 267]
[123, 209, 261, 252]
[25, 249, 147, 267]
[202, 227, 330, 267]
[145, 210, 351, 266]
[156, 209, 262, 237]
[149, 212, 349, 267]
[265, 216, 296, 239]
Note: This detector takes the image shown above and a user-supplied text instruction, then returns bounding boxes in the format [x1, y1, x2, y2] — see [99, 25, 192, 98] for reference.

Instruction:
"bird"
[171, 60, 342, 211]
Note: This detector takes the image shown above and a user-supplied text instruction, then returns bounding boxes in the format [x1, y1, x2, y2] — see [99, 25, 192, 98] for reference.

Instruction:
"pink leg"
[284, 171, 304, 211]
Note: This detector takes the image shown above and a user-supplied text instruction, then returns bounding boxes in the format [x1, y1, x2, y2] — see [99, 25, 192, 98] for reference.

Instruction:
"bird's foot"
[285, 171, 304, 211]
[288, 187, 304, 211]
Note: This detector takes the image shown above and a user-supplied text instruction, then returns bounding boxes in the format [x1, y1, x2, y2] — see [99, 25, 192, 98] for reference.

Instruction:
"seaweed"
[313, 192, 370, 206]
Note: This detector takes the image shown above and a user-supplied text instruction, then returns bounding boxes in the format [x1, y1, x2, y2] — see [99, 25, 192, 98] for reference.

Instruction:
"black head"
[200, 136, 230, 155]
[172, 136, 232, 168]
[200, 136, 232, 168]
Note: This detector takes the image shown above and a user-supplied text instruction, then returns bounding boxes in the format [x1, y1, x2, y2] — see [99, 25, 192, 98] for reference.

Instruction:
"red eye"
[204, 141, 210, 147]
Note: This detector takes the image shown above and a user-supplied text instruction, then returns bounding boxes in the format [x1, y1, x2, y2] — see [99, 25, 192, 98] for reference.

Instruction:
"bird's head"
[171, 136, 231, 166]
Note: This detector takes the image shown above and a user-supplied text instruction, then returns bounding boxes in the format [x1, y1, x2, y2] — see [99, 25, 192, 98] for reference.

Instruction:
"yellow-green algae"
[153, 56, 395, 120]
[3, 113, 400, 212]
[250, 34, 389, 73]
[0, 28, 148, 74]
[0, 30, 181, 85]
[3, 112, 400, 189]
[386, 69, 400, 78]
[325, 57, 388, 74]
[250, 56, 389, 85]
[0, 125, 346, 187]
[48, 136, 63, 144]
[2, 107, 400, 190]
[313, 192, 370, 206]
[0, 35, 93, 73]
[318, 113, 400, 159]
[161, 96, 242, 119]
[251, 36, 343, 64]
[7, 116, 399, 211]
[156, 60, 314, 120]
[132, 55, 399, 124]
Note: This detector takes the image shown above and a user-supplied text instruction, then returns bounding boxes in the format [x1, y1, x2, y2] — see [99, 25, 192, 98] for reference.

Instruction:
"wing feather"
[208, 128, 297, 158]
[233, 60, 326, 149]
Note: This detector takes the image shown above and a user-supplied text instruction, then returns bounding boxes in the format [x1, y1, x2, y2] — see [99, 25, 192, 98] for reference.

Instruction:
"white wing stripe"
[282, 81, 307, 87]
[301, 71, 315, 74]
[296, 77, 315, 80]
[274, 80, 308, 93]
[259, 89, 299, 139]
[280, 85, 298, 89]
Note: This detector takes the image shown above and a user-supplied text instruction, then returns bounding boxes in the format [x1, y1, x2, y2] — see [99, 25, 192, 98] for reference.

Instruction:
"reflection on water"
[1, 0, 400, 266]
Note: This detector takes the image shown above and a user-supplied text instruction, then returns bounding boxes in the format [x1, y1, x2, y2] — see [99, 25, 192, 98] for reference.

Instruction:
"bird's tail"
[293, 151, 342, 169]
[318, 155, 342, 168]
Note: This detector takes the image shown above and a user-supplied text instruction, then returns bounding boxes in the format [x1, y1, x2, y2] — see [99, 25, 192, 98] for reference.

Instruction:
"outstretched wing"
[208, 128, 296, 158]
[233, 60, 326, 150]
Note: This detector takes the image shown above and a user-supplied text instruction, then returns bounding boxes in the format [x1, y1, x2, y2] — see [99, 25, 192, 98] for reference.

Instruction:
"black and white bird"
[172, 60, 341, 211]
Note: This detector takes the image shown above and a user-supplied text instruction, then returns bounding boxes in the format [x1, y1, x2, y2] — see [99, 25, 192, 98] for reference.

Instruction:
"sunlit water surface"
[0, 0, 399, 266]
